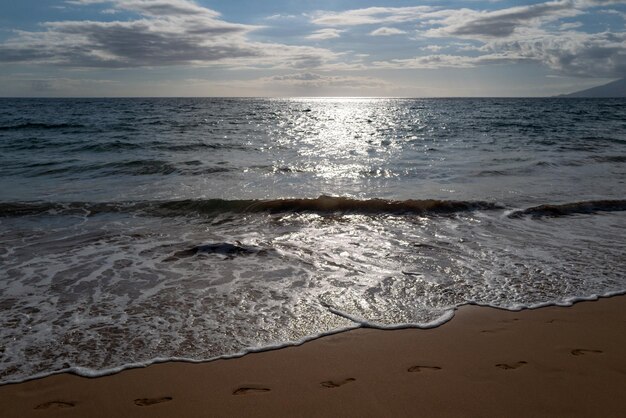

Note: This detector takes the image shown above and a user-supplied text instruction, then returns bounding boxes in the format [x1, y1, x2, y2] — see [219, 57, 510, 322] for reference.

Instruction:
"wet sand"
[1, 296, 625, 417]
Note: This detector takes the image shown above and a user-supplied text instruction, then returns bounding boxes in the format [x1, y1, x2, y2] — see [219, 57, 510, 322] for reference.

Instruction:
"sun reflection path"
[256, 97, 478, 200]
[270, 98, 412, 194]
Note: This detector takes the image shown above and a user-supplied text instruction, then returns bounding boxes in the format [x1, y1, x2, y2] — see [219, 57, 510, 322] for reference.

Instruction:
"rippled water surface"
[0, 98, 625, 383]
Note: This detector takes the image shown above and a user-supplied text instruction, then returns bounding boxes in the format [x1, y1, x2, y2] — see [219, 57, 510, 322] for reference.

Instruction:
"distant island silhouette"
[560, 78, 626, 98]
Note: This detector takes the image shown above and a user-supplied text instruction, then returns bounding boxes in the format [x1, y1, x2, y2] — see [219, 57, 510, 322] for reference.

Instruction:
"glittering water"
[0, 98, 625, 383]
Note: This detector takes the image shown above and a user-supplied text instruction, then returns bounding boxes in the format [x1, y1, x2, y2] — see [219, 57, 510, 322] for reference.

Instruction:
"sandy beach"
[1, 295, 624, 417]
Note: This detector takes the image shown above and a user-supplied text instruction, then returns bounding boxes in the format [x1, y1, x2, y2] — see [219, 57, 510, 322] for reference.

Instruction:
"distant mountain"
[560, 78, 626, 98]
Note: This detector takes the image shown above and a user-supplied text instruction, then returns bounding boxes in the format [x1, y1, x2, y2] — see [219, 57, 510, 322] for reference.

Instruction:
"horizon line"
[0, 95, 616, 100]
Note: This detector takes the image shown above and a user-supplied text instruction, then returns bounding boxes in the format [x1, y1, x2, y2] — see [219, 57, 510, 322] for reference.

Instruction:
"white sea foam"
[1, 207, 625, 385]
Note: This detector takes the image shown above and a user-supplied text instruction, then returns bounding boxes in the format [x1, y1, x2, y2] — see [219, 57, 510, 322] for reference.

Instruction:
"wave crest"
[508, 200, 626, 218]
[4, 197, 626, 219]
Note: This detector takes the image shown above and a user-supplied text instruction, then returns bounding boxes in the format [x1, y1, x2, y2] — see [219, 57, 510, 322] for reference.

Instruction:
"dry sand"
[1, 296, 625, 417]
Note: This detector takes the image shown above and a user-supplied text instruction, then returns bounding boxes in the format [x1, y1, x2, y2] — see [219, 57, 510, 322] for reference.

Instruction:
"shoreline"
[1, 295, 625, 417]
[2, 292, 623, 387]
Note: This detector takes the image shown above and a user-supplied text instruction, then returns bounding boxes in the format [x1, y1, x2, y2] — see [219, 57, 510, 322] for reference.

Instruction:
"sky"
[0, 0, 625, 97]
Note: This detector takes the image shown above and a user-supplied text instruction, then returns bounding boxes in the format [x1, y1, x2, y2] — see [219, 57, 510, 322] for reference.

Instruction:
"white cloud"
[311, 6, 435, 26]
[454, 42, 484, 51]
[560, 22, 584, 30]
[575, 0, 626, 6]
[306, 29, 344, 40]
[224, 44, 341, 70]
[601, 8, 626, 19]
[372, 52, 527, 69]
[370, 27, 407, 36]
[265, 14, 298, 21]
[421, 45, 445, 52]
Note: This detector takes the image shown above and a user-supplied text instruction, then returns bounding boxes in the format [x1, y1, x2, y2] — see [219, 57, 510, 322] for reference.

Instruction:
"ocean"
[0, 97, 625, 384]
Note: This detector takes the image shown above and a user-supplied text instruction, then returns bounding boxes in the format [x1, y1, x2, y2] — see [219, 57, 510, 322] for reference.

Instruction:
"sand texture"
[1, 296, 625, 417]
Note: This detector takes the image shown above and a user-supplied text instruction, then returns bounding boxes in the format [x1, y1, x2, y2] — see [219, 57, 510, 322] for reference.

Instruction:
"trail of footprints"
[31, 346, 605, 409]
[494, 347, 603, 371]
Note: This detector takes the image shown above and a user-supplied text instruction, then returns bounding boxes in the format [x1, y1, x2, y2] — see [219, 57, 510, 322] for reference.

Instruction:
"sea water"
[0, 97, 624, 384]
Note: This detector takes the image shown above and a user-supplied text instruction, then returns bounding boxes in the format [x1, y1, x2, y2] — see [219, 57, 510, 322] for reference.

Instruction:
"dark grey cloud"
[0, 0, 336, 69]
[386, 0, 626, 77]
[374, 31, 626, 77]
[0, 75, 119, 96]
[450, 4, 574, 37]
[490, 32, 626, 77]
[45, 20, 255, 67]
[425, 1, 582, 39]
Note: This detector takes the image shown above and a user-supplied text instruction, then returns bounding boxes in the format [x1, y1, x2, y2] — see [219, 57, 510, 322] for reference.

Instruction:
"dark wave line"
[0, 202, 131, 217]
[9, 160, 234, 178]
[3, 197, 625, 219]
[590, 155, 626, 163]
[241, 196, 503, 215]
[0, 140, 249, 153]
[73, 142, 144, 152]
[0, 197, 503, 217]
[0, 122, 85, 131]
[508, 200, 626, 218]
[13, 161, 178, 177]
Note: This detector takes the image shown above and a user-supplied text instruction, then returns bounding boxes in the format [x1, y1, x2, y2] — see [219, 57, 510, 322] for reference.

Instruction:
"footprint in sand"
[571, 349, 603, 356]
[321, 378, 355, 388]
[232, 386, 271, 395]
[34, 401, 75, 410]
[480, 328, 506, 334]
[134, 397, 173, 406]
[407, 365, 442, 373]
[496, 361, 527, 370]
